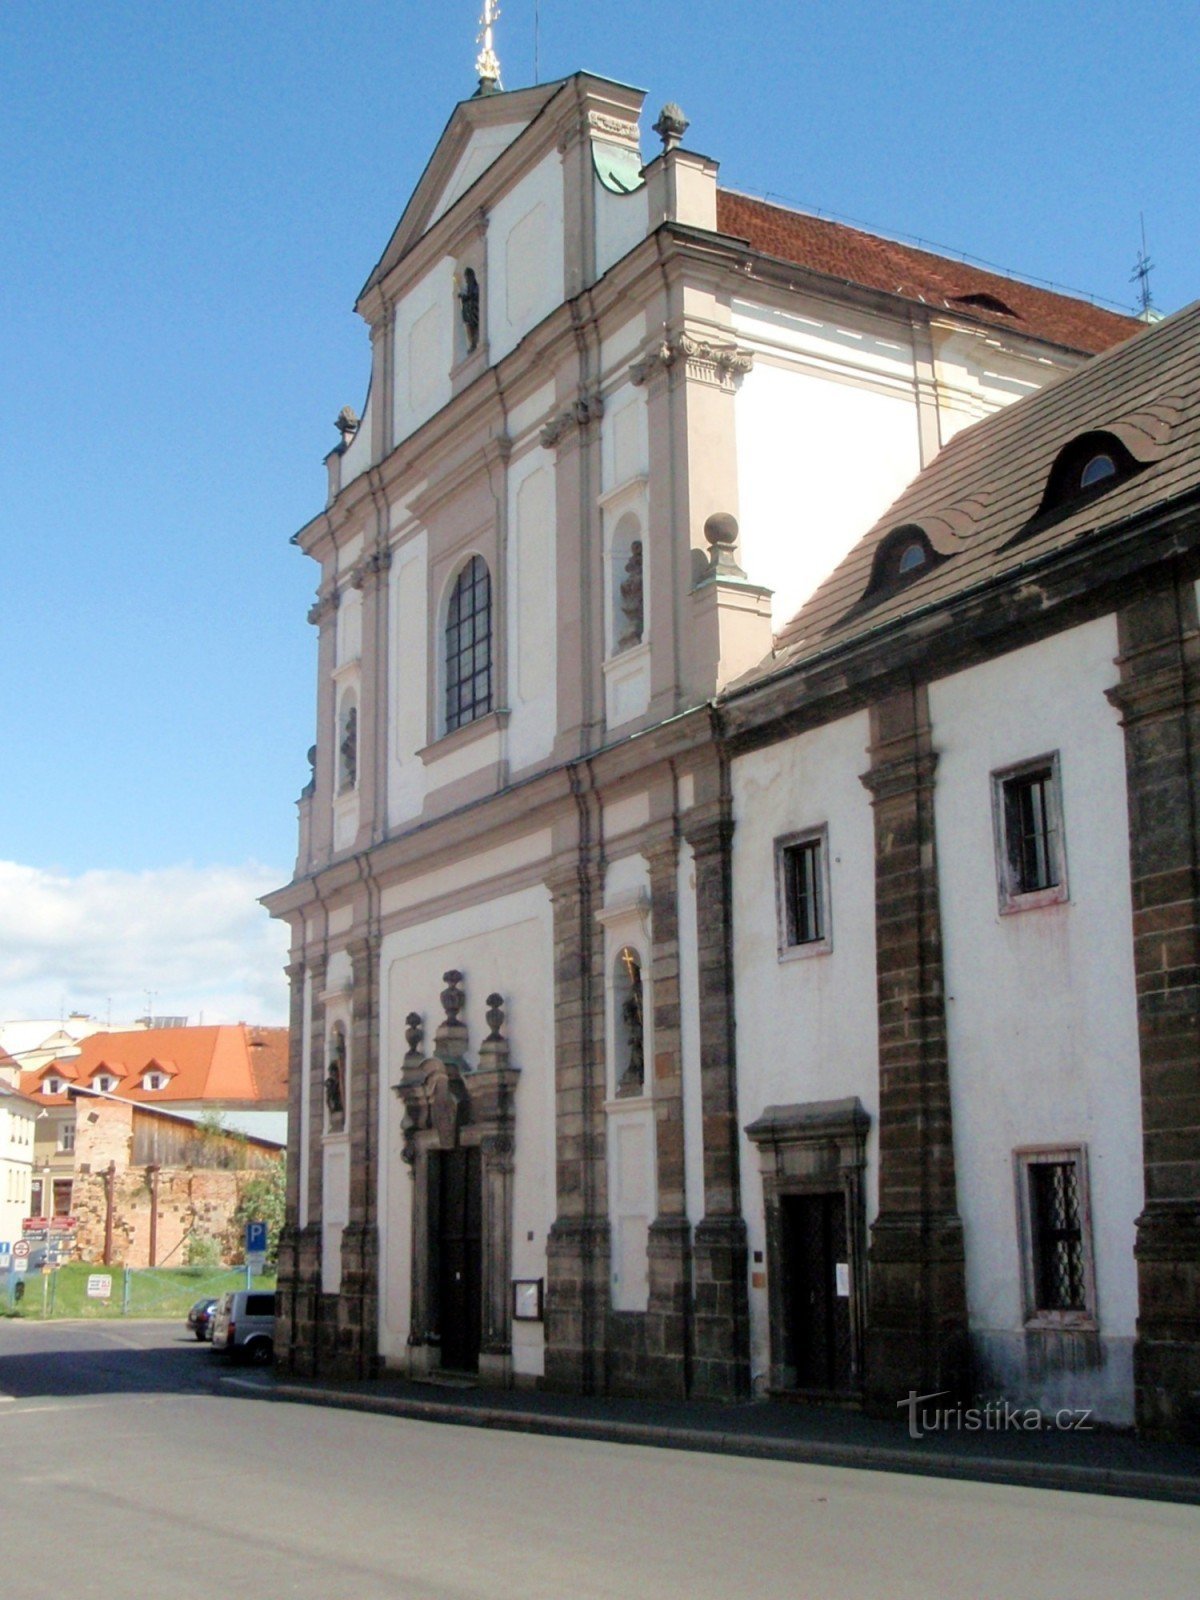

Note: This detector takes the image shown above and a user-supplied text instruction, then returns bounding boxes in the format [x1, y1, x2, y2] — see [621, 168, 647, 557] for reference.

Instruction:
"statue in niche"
[339, 705, 357, 792]
[458, 267, 480, 353]
[618, 540, 644, 650]
[617, 946, 645, 1096]
[325, 1026, 346, 1125]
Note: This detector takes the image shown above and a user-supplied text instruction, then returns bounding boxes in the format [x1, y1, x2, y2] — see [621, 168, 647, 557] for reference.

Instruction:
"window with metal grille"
[775, 827, 831, 956]
[1029, 1160, 1086, 1311]
[992, 753, 1068, 911]
[444, 556, 493, 734]
[1015, 1145, 1096, 1326]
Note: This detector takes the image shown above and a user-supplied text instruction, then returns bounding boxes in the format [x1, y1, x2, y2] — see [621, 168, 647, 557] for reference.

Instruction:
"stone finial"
[703, 511, 747, 579]
[335, 406, 359, 451]
[441, 972, 465, 1027]
[653, 103, 689, 152]
[484, 993, 505, 1043]
[404, 1012, 423, 1056]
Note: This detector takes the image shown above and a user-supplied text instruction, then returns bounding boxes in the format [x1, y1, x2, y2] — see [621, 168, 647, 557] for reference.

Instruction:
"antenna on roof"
[475, 0, 503, 95]
[1130, 213, 1156, 321]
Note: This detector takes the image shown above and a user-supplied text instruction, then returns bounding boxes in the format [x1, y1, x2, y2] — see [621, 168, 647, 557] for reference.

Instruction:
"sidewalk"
[224, 1366, 1200, 1505]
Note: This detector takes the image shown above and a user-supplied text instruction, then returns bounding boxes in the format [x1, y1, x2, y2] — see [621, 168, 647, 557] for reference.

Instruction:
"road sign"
[12, 1257, 28, 1274]
[245, 1220, 268, 1255]
[12, 1240, 30, 1260]
[86, 1274, 112, 1299]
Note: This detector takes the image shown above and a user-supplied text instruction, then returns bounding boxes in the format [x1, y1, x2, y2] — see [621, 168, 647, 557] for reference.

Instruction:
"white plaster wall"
[734, 356, 921, 631]
[601, 382, 648, 492]
[392, 258, 456, 446]
[430, 121, 530, 226]
[336, 589, 362, 666]
[387, 531, 430, 830]
[594, 175, 649, 279]
[0, 1106, 34, 1246]
[930, 617, 1142, 1418]
[934, 327, 1061, 443]
[377, 883, 556, 1377]
[487, 155, 565, 366]
[731, 710, 878, 1386]
[322, 1140, 349, 1294]
[506, 448, 557, 770]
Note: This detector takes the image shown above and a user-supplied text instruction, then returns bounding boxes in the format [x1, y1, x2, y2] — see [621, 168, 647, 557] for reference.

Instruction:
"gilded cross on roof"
[476, 0, 502, 94]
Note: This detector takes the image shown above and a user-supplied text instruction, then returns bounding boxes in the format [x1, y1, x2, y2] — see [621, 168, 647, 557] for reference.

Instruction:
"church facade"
[265, 68, 1199, 1432]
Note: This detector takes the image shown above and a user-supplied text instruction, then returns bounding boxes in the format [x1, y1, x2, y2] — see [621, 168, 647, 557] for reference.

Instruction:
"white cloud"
[0, 860, 290, 1026]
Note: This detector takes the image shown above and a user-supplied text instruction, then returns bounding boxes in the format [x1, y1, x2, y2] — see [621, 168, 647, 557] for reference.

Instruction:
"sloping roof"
[20, 1025, 290, 1109]
[716, 190, 1141, 356]
[739, 298, 1195, 687]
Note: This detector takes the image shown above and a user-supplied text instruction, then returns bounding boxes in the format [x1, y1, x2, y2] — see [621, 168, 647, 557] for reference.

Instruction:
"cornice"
[539, 392, 605, 449]
[629, 330, 753, 392]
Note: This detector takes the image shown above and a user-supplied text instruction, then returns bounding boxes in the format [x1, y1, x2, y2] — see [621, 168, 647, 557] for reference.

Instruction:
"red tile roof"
[716, 190, 1139, 356]
[20, 1024, 289, 1109]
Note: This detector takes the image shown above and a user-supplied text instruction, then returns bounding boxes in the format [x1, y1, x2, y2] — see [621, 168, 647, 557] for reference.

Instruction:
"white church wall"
[678, 839, 704, 1227]
[506, 447, 558, 770]
[377, 883, 556, 1376]
[487, 153, 565, 365]
[594, 174, 649, 279]
[930, 615, 1143, 1423]
[730, 709, 879, 1385]
[387, 530, 429, 830]
[430, 120, 530, 227]
[392, 257, 457, 446]
[732, 348, 922, 630]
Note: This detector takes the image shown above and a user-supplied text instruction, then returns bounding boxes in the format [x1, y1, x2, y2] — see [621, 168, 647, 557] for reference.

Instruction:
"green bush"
[185, 1231, 223, 1268]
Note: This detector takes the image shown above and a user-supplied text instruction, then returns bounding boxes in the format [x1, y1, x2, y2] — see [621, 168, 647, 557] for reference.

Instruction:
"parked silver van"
[210, 1289, 275, 1364]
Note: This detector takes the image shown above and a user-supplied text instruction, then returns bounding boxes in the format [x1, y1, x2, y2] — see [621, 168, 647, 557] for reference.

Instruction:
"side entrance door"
[780, 1191, 853, 1391]
[429, 1146, 482, 1373]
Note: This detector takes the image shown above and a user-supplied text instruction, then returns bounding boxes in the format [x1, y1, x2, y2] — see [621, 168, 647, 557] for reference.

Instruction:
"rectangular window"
[52, 1179, 73, 1217]
[775, 826, 832, 957]
[57, 1123, 75, 1154]
[1015, 1146, 1096, 1326]
[992, 753, 1068, 911]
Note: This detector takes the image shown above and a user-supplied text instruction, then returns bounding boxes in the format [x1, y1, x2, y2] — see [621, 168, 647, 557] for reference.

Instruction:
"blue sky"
[2, 2, 1196, 1022]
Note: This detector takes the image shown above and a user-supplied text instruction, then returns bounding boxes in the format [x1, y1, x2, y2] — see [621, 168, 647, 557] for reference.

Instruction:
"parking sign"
[245, 1220, 268, 1255]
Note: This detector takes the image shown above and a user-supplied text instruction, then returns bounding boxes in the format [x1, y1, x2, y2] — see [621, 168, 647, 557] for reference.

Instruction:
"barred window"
[1016, 1146, 1096, 1325]
[445, 556, 493, 733]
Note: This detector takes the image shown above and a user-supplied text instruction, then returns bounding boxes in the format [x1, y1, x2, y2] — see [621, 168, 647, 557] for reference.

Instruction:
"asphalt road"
[1, 1320, 1197, 1600]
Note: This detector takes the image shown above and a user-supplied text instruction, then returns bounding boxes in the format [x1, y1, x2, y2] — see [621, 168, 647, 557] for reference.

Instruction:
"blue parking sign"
[245, 1220, 268, 1254]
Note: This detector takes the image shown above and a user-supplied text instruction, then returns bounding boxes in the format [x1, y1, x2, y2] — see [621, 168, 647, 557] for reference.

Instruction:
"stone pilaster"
[1107, 574, 1200, 1437]
[286, 952, 327, 1378]
[335, 933, 381, 1378]
[274, 956, 307, 1374]
[544, 854, 610, 1393]
[644, 837, 690, 1396]
[860, 684, 967, 1413]
[682, 814, 750, 1399]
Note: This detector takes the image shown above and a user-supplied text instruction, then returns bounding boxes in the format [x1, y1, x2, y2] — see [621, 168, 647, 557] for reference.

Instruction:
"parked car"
[210, 1289, 275, 1364]
[186, 1296, 219, 1341]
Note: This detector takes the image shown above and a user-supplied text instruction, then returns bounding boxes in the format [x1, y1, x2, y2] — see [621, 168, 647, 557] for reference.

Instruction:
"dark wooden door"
[429, 1147, 482, 1372]
[781, 1191, 852, 1391]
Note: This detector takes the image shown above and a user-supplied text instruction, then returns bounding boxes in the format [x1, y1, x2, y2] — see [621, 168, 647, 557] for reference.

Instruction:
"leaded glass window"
[445, 556, 492, 733]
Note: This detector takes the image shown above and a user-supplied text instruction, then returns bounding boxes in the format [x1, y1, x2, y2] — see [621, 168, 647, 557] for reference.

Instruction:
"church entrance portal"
[781, 1190, 852, 1391]
[430, 1146, 482, 1372]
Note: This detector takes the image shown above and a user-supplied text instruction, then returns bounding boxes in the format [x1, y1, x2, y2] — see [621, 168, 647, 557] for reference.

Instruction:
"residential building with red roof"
[20, 1024, 288, 1221]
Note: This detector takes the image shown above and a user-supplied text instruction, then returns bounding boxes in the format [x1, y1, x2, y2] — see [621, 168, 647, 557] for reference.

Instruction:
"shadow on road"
[0, 1323, 251, 1401]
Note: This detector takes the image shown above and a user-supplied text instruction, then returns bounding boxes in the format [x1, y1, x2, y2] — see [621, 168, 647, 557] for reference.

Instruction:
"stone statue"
[325, 1027, 346, 1124]
[339, 706, 357, 792]
[458, 267, 480, 352]
[618, 540, 644, 650]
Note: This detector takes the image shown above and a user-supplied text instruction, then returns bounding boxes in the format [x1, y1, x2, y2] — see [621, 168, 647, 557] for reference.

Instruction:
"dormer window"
[143, 1071, 166, 1092]
[1030, 430, 1144, 528]
[859, 524, 942, 609]
[94, 1074, 116, 1093]
[43, 1076, 64, 1096]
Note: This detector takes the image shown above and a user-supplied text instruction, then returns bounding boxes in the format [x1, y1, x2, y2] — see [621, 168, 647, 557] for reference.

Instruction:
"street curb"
[220, 1377, 1200, 1506]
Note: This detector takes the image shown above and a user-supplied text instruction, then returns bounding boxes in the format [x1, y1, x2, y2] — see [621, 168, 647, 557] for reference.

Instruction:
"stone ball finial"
[653, 103, 689, 152]
[485, 993, 505, 1042]
[703, 512, 746, 578]
[335, 406, 360, 451]
[404, 1012, 423, 1054]
[441, 971, 465, 1026]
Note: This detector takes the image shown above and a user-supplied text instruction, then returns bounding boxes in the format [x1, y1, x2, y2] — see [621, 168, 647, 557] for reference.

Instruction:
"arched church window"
[445, 556, 492, 733]
[614, 946, 645, 1097]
